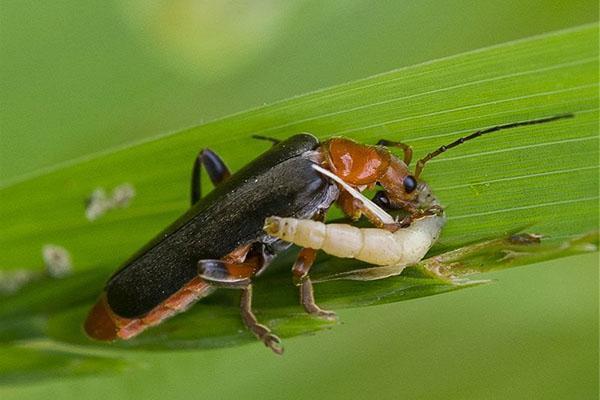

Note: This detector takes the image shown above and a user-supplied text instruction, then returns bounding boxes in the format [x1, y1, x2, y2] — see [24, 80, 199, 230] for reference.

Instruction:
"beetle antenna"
[414, 113, 574, 178]
[251, 134, 281, 145]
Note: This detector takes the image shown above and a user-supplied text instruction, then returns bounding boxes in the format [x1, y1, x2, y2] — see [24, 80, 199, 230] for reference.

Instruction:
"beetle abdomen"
[85, 277, 215, 340]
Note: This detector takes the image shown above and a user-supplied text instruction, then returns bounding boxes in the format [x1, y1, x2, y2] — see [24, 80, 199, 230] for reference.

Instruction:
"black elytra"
[106, 134, 338, 318]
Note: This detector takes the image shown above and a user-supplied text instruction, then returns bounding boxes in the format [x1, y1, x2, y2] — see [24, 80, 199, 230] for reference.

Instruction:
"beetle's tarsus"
[262, 332, 284, 355]
[424, 204, 445, 217]
[300, 277, 338, 321]
[240, 285, 283, 354]
[313, 308, 338, 321]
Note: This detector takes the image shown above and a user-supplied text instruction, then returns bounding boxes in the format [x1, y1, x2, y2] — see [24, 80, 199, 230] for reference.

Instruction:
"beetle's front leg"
[292, 248, 337, 320]
[394, 200, 444, 227]
[377, 139, 413, 165]
[372, 190, 444, 229]
[339, 190, 403, 232]
[197, 258, 283, 354]
[197, 259, 254, 287]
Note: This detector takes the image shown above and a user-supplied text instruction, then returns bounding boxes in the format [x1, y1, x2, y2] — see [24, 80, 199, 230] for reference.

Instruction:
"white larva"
[264, 213, 445, 267]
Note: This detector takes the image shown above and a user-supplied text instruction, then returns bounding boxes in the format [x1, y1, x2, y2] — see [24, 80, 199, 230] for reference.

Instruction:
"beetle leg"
[197, 243, 263, 287]
[191, 149, 231, 205]
[241, 284, 283, 354]
[377, 139, 413, 165]
[338, 189, 402, 232]
[299, 278, 336, 319]
[282, 208, 336, 319]
[338, 189, 387, 226]
[389, 198, 445, 225]
[197, 256, 283, 354]
[292, 246, 337, 320]
[337, 190, 362, 220]
[197, 259, 252, 288]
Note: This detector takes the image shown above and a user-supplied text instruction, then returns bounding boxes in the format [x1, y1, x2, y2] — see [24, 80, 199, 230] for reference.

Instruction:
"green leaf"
[0, 24, 597, 379]
[0, 232, 595, 354]
[0, 344, 130, 384]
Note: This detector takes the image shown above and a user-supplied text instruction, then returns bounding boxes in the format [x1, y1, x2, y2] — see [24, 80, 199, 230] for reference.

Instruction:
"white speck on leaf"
[86, 183, 136, 221]
[42, 244, 73, 278]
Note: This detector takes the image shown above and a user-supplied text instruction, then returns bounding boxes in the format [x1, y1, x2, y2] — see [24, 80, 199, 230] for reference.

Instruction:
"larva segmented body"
[264, 214, 445, 267]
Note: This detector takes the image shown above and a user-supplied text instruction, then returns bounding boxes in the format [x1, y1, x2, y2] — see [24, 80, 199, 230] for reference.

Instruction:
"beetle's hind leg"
[292, 248, 337, 320]
[191, 149, 231, 205]
[240, 284, 283, 354]
[197, 255, 283, 354]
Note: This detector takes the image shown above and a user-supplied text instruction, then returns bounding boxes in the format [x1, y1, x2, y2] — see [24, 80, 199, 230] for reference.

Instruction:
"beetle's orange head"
[376, 155, 422, 206]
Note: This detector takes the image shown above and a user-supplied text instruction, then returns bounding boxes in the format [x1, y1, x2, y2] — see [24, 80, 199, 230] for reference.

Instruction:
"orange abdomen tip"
[84, 293, 120, 341]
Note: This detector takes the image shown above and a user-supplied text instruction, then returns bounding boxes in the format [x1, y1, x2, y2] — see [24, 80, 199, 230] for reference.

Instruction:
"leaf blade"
[0, 24, 597, 378]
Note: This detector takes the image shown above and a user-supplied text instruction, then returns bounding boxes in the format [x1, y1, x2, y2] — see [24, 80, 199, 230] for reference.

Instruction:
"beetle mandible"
[84, 114, 573, 354]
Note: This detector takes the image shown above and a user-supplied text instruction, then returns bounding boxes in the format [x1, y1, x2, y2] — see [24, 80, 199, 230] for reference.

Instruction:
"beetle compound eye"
[403, 175, 417, 193]
[372, 191, 391, 208]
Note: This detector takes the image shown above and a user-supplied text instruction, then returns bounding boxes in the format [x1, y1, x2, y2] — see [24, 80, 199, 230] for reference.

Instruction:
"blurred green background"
[1, 1, 598, 399]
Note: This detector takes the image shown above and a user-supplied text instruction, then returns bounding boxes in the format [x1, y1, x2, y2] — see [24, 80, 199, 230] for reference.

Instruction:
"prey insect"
[84, 113, 573, 354]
